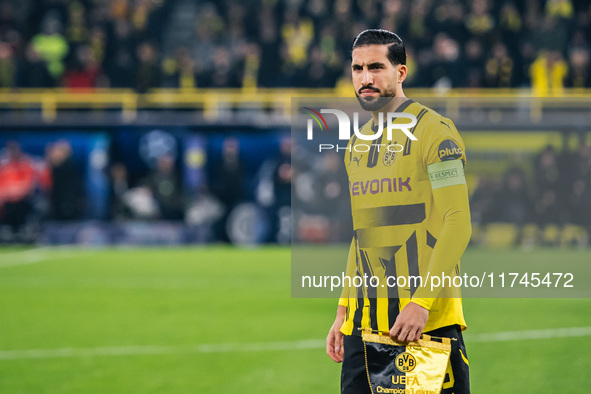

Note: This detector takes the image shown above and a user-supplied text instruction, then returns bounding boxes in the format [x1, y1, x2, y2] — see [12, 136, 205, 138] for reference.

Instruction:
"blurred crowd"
[109, 135, 294, 243]
[1, 137, 590, 243]
[0, 0, 590, 91]
[0, 136, 294, 244]
[471, 141, 591, 228]
[0, 140, 84, 241]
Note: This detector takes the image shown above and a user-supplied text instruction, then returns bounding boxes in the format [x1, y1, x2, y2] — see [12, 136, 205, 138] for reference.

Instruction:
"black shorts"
[341, 325, 470, 394]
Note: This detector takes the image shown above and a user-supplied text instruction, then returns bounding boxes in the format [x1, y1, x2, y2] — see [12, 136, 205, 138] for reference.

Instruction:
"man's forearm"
[411, 183, 472, 309]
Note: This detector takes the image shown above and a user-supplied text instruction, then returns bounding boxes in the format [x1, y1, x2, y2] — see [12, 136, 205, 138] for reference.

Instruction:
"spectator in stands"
[225, 5, 248, 57]
[272, 137, 292, 212]
[545, 0, 574, 21]
[431, 0, 467, 43]
[240, 42, 261, 90]
[535, 188, 563, 225]
[464, 39, 485, 87]
[300, 45, 339, 88]
[0, 142, 50, 236]
[315, 151, 350, 241]
[256, 136, 293, 243]
[496, 168, 531, 224]
[484, 42, 515, 87]
[213, 137, 244, 209]
[161, 46, 196, 89]
[464, 0, 495, 45]
[104, 19, 136, 88]
[135, 42, 160, 93]
[571, 142, 591, 182]
[201, 46, 241, 88]
[0, 1, 17, 32]
[402, 0, 431, 50]
[109, 162, 131, 220]
[533, 145, 565, 224]
[17, 44, 55, 87]
[530, 16, 568, 53]
[30, 14, 69, 85]
[535, 146, 561, 193]
[142, 154, 185, 220]
[63, 45, 101, 89]
[0, 40, 15, 88]
[192, 5, 219, 80]
[65, 1, 88, 51]
[499, 2, 523, 58]
[565, 47, 591, 88]
[255, 3, 281, 87]
[88, 27, 107, 70]
[281, 8, 314, 71]
[530, 50, 568, 96]
[564, 141, 591, 225]
[46, 140, 84, 220]
[212, 137, 244, 241]
[469, 175, 499, 225]
[425, 33, 462, 88]
[568, 178, 591, 227]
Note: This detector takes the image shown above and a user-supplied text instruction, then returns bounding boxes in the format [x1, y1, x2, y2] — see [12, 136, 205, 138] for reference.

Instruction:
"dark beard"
[355, 87, 396, 111]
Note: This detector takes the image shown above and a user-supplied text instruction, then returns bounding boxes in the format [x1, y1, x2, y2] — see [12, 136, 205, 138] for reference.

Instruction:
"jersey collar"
[370, 99, 415, 132]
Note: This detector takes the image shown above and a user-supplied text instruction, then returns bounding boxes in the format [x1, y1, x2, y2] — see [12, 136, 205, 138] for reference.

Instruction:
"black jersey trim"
[354, 203, 426, 229]
[406, 231, 420, 297]
[352, 284, 364, 336]
[359, 250, 378, 330]
[352, 233, 364, 334]
[403, 108, 427, 156]
[427, 230, 438, 248]
[348, 135, 358, 166]
[395, 98, 414, 113]
[366, 133, 383, 168]
[380, 249, 401, 329]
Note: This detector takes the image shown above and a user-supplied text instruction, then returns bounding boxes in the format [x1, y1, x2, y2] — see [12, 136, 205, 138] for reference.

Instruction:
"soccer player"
[326, 29, 472, 393]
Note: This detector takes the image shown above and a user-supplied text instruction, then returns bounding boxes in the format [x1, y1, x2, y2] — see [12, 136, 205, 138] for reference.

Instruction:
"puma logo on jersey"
[352, 155, 362, 166]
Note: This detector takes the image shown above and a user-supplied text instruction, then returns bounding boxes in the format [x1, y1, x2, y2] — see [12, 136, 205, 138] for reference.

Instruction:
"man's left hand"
[389, 302, 429, 342]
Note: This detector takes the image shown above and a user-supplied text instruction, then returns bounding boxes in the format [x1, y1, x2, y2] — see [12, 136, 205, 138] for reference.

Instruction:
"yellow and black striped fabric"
[339, 99, 469, 335]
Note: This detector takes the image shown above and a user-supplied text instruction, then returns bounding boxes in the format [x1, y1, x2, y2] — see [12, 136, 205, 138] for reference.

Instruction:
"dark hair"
[352, 29, 406, 66]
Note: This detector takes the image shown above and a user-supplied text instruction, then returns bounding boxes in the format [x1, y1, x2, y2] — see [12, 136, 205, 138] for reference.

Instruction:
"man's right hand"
[326, 305, 346, 363]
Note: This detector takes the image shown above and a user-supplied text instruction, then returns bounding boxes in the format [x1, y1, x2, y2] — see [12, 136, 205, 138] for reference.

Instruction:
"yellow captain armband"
[427, 159, 466, 190]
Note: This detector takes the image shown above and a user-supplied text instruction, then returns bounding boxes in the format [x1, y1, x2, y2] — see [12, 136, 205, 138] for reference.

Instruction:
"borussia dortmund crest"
[383, 142, 397, 166]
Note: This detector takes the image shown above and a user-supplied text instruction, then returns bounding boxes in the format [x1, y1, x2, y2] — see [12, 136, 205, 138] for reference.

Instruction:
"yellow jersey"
[339, 99, 470, 335]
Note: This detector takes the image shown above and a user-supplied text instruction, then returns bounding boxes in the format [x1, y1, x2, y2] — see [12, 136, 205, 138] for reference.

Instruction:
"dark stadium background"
[0, 0, 590, 393]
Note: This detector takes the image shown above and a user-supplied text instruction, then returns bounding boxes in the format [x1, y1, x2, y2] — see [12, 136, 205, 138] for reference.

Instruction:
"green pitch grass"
[0, 246, 590, 393]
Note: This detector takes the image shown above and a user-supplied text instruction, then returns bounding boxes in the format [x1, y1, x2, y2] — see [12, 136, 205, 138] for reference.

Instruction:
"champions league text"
[301, 272, 575, 292]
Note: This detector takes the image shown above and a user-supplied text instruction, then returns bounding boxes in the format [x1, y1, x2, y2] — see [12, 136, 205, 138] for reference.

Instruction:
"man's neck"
[371, 93, 408, 126]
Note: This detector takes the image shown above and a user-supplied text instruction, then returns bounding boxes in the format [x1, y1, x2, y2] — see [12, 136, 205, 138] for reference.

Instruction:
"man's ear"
[397, 64, 407, 83]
